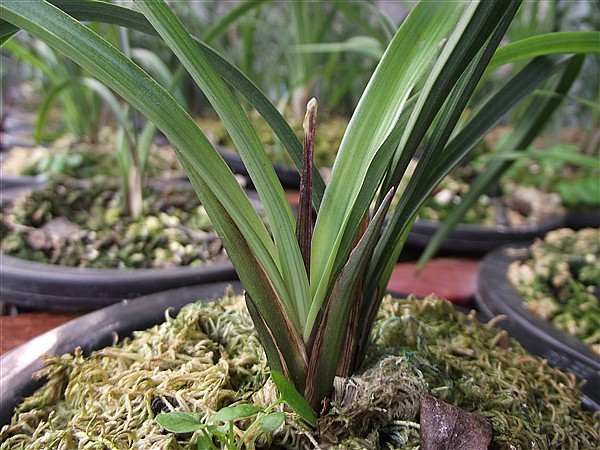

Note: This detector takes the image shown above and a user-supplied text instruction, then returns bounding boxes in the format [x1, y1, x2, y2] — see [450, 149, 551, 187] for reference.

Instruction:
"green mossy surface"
[1, 294, 597, 449]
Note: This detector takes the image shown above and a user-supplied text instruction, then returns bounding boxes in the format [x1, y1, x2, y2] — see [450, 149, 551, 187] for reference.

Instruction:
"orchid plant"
[1, 0, 593, 412]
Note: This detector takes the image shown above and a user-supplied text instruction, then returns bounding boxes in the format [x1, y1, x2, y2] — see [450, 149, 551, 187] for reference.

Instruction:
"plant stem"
[297, 98, 317, 279]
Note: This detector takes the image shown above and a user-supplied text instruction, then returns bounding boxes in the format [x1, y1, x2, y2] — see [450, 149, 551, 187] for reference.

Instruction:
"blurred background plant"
[1, 0, 597, 237]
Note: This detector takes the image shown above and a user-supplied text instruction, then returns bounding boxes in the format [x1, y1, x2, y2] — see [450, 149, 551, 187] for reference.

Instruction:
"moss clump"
[1, 178, 228, 269]
[1, 294, 598, 449]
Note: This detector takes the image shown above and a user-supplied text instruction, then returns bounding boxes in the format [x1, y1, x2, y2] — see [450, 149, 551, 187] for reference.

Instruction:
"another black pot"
[566, 209, 600, 230]
[217, 146, 301, 189]
[0, 176, 45, 204]
[0, 281, 242, 426]
[407, 215, 567, 255]
[0, 253, 237, 312]
[0, 175, 43, 190]
[475, 244, 600, 410]
[0, 181, 246, 312]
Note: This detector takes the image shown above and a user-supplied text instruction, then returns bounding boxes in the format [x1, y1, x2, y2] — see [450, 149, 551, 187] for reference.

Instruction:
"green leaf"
[201, 0, 269, 43]
[196, 434, 214, 450]
[488, 31, 600, 69]
[417, 54, 585, 269]
[491, 147, 600, 170]
[156, 412, 203, 433]
[308, 0, 467, 333]
[258, 412, 286, 433]
[293, 36, 384, 60]
[134, 0, 310, 330]
[10, 0, 326, 210]
[205, 424, 229, 437]
[271, 371, 316, 427]
[209, 405, 262, 423]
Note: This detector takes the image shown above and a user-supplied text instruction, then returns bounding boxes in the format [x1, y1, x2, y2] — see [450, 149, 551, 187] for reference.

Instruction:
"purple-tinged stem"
[297, 98, 317, 278]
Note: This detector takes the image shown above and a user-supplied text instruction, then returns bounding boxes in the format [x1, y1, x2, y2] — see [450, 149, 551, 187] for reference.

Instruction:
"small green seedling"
[156, 371, 316, 450]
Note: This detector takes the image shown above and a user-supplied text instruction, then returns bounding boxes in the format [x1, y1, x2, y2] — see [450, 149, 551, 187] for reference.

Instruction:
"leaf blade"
[488, 31, 600, 69]
[156, 412, 203, 433]
[134, 0, 310, 328]
[271, 371, 316, 427]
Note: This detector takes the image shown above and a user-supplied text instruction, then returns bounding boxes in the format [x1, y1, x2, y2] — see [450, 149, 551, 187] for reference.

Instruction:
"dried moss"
[1, 294, 598, 449]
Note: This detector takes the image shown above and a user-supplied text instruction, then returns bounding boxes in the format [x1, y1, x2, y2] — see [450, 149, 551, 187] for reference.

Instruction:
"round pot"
[475, 244, 600, 410]
[0, 174, 44, 190]
[0, 253, 237, 312]
[407, 215, 567, 255]
[217, 146, 301, 189]
[0, 176, 46, 205]
[0, 180, 245, 312]
[566, 209, 600, 230]
[0, 281, 242, 426]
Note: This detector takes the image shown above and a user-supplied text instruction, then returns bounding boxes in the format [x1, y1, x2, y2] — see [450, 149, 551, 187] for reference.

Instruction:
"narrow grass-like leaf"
[3, 38, 88, 138]
[201, 0, 268, 43]
[491, 148, 600, 169]
[488, 31, 600, 69]
[380, 1, 513, 199]
[308, 1, 466, 332]
[134, 0, 310, 330]
[417, 54, 584, 269]
[293, 36, 384, 60]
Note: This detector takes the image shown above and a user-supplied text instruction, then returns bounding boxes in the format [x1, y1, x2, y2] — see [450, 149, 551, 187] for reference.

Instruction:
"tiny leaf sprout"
[156, 371, 314, 449]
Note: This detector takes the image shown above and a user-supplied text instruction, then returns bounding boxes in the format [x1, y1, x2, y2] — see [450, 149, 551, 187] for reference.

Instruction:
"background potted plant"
[1, 0, 598, 446]
[476, 227, 600, 407]
[0, 6, 275, 312]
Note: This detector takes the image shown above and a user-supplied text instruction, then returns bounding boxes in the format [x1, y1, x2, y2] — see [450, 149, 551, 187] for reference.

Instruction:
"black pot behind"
[407, 216, 567, 255]
[0, 253, 238, 312]
[217, 146, 301, 189]
[0, 180, 250, 312]
[475, 244, 600, 411]
[0, 281, 242, 426]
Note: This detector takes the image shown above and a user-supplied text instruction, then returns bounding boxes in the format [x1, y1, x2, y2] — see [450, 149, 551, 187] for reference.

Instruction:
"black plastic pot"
[566, 209, 600, 230]
[0, 180, 249, 312]
[0, 174, 43, 190]
[0, 176, 45, 204]
[217, 146, 301, 189]
[0, 281, 242, 426]
[407, 215, 567, 255]
[475, 244, 600, 411]
[0, 253, 237, 312]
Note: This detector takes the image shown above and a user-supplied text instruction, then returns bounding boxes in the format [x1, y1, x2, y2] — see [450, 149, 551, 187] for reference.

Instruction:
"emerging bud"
[297, 98, 318, 278]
